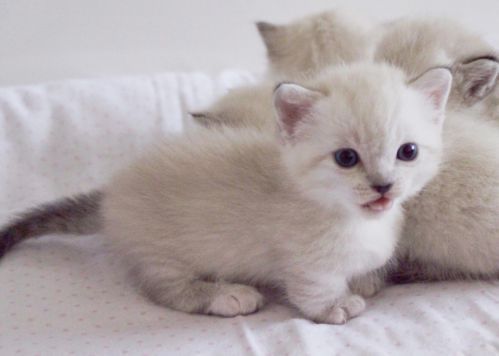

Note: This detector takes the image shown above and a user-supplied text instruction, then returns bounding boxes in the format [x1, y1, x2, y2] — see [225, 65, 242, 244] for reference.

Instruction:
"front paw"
[349, 272, 386, 298]
[207, 284, 264, 317]
[316, 295, 366, 325]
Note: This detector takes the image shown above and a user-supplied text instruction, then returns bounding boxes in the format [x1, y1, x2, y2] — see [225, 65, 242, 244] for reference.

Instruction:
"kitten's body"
[0, 64, 449, 322]
[397, 114, 499, 281]
[191, 86, 274, 131]
[375, 18, 493, 78]
[376, 18, 498, 111]
[103, 127, 398, 322]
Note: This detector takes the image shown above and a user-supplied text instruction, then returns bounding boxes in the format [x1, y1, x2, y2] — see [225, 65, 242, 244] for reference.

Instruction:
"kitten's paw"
[320, 295, 366, 325]
[207, 284, 264, 317]
[349, 273, 385, 298]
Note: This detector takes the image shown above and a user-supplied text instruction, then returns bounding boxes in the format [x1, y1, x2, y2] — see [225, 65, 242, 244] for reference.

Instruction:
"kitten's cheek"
[400, 181, 418, 200]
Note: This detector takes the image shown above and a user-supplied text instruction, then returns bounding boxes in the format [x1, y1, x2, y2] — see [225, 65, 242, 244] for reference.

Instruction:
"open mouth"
[362, 196, 393, 212]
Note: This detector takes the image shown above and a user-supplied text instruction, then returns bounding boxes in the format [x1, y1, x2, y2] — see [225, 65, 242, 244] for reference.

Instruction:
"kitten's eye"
[334, 148, 359, 168]
[397, 143, 418, 161]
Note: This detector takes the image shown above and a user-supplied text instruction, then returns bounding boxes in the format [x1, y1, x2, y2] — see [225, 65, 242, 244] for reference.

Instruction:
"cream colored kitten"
[194, 12, 496, 131]
[258, 11, 498, 111]
[393, 114, 499, 282]
[0, 64, 451, 323]
[191, 72, 499, 294]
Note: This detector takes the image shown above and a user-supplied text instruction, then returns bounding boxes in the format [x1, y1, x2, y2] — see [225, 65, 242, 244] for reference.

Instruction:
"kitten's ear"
[256, 21, 278, 34]
[410, 67, 453, 124]
[453, 57, 498, 106]
[256, 21, 281, 55]
[189, 112, 219, 127]
[273, 83, 324, 142]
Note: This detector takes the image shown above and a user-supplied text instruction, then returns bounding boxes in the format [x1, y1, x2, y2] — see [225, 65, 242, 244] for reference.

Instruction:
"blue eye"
[397, 143, 418, 161]
[334, 148, 359, 168]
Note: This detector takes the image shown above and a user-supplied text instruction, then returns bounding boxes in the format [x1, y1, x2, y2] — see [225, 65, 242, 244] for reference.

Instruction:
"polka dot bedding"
[1, 72, 499, 355]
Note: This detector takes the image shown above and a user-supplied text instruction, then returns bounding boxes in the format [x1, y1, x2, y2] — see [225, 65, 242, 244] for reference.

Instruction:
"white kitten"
[100, 64, 450, 323]
[0, 64, 451, 322]
[192, 73, 499, 297]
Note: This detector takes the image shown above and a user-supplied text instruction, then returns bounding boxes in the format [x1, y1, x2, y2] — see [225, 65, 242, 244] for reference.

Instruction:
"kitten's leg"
[348, 269, 387, 298]
[285, 275, 365, 324]
[132, 265, 264, 317]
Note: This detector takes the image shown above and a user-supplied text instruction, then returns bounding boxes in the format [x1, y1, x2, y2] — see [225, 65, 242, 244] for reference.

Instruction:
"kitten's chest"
[327, 211, 402, 276]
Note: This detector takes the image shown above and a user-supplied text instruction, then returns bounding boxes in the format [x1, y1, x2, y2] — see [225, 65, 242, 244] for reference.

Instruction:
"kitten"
[258, 11, 498, 111]
[0, 63, 451, 323]
[192, 71, 499, 296]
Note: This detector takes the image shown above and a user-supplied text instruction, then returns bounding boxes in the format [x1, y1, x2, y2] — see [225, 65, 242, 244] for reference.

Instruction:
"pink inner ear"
[411, 68, 452, 113]
[427, 86, 447, 110]
[275, 97, 312, 136]
[274, 83, 322, 138]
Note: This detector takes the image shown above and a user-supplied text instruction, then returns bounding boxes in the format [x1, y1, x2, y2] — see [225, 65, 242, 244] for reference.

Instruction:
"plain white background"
[1, 0, 498, 86]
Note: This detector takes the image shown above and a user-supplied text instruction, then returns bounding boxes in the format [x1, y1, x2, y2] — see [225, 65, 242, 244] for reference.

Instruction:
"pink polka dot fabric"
[1, 72, 499, 355]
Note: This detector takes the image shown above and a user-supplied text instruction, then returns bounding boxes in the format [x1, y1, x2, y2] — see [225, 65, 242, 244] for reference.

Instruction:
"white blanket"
[1, 72, 499, 355]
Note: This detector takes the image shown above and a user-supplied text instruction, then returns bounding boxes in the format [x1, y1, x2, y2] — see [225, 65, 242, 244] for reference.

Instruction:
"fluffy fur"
[376, 18, 499, 111]
[394, 114, 499, 281]
[191, 85, 275, 131]
[376, 18, 493, 77]
[0, 63, 450, 323]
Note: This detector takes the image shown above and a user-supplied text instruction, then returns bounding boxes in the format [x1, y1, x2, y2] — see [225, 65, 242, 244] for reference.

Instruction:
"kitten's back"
[376, 18, 493, 77]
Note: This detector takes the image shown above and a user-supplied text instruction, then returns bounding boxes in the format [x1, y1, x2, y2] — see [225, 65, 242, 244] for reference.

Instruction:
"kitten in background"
[192, 12, 497, 131]
[0, 63, 451, 323]
[258, 10, 498, 112]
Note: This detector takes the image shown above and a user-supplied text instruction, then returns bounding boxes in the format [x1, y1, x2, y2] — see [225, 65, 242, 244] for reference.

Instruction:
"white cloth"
[1, 72, 499, 356]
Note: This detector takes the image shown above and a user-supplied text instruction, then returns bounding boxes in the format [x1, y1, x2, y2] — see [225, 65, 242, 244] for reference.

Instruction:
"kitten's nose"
[372, 183, 393, 195]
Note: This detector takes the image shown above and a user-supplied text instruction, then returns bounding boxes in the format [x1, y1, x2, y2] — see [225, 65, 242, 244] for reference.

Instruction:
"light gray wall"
[1, 0, 498, 86]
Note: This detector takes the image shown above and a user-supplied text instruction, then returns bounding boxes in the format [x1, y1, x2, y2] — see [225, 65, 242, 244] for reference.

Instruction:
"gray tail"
[0, 190, 103, 257]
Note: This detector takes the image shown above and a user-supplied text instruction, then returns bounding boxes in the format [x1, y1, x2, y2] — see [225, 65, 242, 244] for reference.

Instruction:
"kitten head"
[257, 9, 375, 79]
[273, 63, 452, 216]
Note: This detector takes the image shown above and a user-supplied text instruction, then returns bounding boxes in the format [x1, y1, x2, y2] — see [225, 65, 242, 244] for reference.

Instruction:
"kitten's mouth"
[362, 196, 393, 213]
